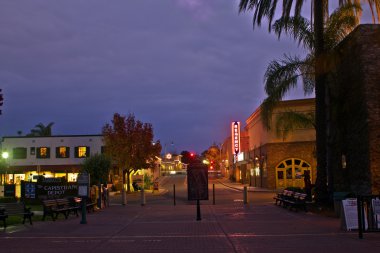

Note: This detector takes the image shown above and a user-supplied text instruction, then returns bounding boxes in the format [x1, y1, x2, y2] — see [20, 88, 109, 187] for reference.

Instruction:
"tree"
[27, 122, 54, 136]
[203, 144, 221, 170]
[82, 154, 111, 185]
[102, 113, 161, 195]
[239, 0, 380, 203]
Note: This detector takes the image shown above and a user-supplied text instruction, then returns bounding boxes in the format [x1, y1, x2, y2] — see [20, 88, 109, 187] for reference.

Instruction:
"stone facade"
[265, 141, 316, 189]
[330, 25, 380, 195]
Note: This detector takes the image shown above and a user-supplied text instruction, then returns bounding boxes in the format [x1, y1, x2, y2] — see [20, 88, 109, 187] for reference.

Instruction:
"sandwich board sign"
[187, 163, 208, 201]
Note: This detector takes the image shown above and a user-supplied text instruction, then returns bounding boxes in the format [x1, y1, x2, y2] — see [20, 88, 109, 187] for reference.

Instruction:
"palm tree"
[262, 3, 360, 128]
[239, 0, 380, 202]
[28, 122, 54, 137]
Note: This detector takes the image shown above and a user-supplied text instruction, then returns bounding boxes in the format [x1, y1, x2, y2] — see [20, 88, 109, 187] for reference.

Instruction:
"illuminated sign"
[237, 152, 244, 162]
[231, 121, 241, 155]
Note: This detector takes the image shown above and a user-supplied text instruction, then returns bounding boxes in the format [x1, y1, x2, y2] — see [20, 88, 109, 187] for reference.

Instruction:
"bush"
[0, 197, 17, 203]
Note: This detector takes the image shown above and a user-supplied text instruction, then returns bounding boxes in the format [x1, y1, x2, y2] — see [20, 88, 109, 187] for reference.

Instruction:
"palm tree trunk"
[313, 0, 329, 203]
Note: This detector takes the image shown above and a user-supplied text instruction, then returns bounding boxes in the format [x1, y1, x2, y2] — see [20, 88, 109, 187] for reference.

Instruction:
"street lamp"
[2, 152, 9, 159]
[1, 152, 9, 184]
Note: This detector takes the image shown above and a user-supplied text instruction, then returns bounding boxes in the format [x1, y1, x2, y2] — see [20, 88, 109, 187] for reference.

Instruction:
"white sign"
[237, 152, 244, 162]
[372, 198, 380, 229]
[231, 121, 241, 155]
[342, 198, 368, 231]
[78, 185, 88, 197]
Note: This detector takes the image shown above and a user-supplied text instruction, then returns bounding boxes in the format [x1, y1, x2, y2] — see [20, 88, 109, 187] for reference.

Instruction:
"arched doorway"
[275, 158, 312, 189]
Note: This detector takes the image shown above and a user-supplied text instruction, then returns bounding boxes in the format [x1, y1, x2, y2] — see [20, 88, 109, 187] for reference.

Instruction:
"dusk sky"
[0, 1, 373, 153]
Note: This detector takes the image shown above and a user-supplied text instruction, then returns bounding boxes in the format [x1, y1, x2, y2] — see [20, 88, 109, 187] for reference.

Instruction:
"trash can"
[333, 192, 351, 217]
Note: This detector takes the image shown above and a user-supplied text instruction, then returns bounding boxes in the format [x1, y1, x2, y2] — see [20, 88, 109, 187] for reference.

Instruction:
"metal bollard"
[243, 186, 248, 204]
[141, 188, 146, 206]
[213, 184, 215, 205]
[173, 184, 176, 206]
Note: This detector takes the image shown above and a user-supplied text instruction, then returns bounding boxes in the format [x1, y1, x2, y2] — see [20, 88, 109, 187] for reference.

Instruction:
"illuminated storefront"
[1, 135, 104, 197]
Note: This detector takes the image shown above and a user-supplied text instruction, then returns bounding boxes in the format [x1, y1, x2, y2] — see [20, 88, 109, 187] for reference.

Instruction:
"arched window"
[275, 158, 312, 189]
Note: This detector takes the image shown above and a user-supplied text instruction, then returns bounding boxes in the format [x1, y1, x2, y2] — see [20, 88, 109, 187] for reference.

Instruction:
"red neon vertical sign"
[231, 121, 241, 155]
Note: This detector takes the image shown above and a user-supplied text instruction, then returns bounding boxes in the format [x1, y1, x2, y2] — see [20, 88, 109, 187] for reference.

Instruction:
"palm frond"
[324, 3, 361, 50]
[299, 53, 315, 94]
[261, 96, 278, 129]
[273, 16, 313, 49]
[275, 110, 315, 139]
[264, 54, 306, 97]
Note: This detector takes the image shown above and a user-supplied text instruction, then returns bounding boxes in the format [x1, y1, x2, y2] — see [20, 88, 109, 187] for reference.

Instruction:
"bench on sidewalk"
[42, 198, 81, 221]
[0, 202, 34, 228]
[274, 190, 307, 212]
[72, 197, 96, 213]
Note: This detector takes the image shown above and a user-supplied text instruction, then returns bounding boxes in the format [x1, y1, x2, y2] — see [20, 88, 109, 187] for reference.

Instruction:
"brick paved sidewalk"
[1, 192, 379, 253]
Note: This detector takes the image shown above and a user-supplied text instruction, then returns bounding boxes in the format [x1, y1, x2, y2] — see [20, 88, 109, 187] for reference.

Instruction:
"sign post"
[77, 172, 90, 225]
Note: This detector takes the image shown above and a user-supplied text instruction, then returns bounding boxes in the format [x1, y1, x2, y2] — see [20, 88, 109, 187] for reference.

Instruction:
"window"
[13, 147, 27, 159]
[30, 147, 35, 155]
[75, 146, 90, 158]
[56, 146, 70, 158]
[37, 147, 50, 159]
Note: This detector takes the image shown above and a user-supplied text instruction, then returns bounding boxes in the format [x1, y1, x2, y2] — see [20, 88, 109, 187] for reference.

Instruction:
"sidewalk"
[1, 185, 379, 253]
[217, 177, 275, 192]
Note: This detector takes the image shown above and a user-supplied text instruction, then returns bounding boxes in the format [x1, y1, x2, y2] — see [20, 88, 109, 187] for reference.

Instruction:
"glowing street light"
[2, 152, 9, 159]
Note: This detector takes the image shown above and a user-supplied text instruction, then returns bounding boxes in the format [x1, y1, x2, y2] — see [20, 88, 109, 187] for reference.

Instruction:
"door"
[275, 158, 312, 189]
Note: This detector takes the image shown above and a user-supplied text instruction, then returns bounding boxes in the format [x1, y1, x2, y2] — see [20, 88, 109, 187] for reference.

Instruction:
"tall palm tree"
[28, 122, 54, 137]
[239, 0, 380, 202]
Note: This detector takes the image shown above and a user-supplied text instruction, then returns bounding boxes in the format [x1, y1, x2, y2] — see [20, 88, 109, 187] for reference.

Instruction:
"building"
[219, 99, 317, 190]
[160, 153, 187, 175]
[245, 98, 316, 190]
[0, 135, 103, 186]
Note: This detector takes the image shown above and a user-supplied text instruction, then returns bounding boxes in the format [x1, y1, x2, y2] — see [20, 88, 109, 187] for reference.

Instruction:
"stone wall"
[331, 25, 380, 194]
[253, 141, 316, 189]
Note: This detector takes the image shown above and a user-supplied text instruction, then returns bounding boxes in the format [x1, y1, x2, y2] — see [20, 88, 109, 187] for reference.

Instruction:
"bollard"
[141, 188, 146, 206]
[173, 184, 176, 206]
[213, 184, 215, 205]
[196, 199, 201, 221]
[243, 186, 248, 204]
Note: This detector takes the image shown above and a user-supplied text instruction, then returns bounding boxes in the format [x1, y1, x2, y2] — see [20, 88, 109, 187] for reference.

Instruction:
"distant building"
[0, 135, 103, 186]
[160, 153, 187, 175]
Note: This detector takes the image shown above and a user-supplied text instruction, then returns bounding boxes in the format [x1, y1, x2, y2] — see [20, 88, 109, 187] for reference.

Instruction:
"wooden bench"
[284, 192, 307, 212]
[274, 190, 307, 212]
[0, 202, 34, 228]
[273, 190, 294, 206]
[42, 198, 80, 221]
[56, 198, 79, 218]
[72, 197, 96, 213]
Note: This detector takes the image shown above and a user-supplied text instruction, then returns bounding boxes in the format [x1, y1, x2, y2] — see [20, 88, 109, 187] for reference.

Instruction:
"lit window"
[37, 147, 50, 159]
[56, 146, 69, 158]
[60, 147, 66, 157]
[78, 147, 86, 157]
[75, 146, 89, 158]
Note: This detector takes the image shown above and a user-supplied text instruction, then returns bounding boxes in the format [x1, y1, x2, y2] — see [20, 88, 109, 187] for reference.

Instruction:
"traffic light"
[190, 152, 194, 157]
[210, 160, 214, 170]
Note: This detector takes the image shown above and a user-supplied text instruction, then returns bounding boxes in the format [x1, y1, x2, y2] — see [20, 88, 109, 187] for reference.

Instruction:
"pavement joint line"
[209, 205, 239, 253]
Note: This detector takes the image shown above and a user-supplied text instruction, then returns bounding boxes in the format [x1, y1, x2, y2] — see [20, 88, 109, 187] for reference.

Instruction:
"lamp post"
[1, 152, 9, 184]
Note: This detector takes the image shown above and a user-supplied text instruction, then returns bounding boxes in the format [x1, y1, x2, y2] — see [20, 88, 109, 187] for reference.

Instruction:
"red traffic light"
[190, 153, 195, 157]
